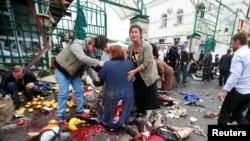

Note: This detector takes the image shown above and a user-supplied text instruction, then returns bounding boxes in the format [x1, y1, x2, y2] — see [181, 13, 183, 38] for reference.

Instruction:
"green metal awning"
[100, 0, 145, 20]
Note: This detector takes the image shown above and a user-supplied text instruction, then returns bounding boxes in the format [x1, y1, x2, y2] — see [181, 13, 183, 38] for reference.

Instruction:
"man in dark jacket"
[175, 47, 190, 87]
[166, 41, 180, 71]
[219, 48, 233, 86]
[0, 65, 39, 109]
[201, 49, 212, 82]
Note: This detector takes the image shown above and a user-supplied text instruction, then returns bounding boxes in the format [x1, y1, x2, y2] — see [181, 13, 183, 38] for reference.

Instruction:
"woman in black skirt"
[127, 24, 160, 118]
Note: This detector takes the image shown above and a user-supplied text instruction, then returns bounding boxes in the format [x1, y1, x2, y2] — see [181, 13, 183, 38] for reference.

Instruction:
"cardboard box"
[0, 99, 15, 125]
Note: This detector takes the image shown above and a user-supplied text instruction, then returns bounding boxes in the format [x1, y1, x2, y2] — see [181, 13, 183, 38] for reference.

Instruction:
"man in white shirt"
[210, 51, 216, 80]
[217, 32, 250, 125]
[158, 45, 166, 61]
[183, 41, 189, 53]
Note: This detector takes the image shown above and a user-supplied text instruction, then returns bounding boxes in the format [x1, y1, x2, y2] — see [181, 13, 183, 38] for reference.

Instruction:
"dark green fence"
[0, 0, 107, 69]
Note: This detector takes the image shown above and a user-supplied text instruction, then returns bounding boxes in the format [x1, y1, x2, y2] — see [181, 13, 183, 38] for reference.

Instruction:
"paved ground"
[0, 75, 226, 141]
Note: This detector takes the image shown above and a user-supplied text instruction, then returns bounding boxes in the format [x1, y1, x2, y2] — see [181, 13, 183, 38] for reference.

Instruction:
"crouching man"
[0, 65, 39, 109]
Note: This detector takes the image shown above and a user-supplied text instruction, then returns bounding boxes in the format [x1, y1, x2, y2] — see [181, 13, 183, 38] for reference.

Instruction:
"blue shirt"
[224, 45, 250, 94]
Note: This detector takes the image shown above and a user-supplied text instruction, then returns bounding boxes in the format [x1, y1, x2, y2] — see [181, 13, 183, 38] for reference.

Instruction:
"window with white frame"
[161, 14, 168, 27]
[176, 9, 184, 24]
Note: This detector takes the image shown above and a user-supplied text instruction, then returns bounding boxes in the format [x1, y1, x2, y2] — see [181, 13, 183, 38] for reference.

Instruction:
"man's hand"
[217, 89, 227, 101]
[26, 82, 35, 92]
[4, 95, 11, 100]
[98, 61, 105, 67]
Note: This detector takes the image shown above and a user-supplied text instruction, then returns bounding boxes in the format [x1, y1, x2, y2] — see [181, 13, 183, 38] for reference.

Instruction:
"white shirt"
[158, 50, 165, 61]
[223, 45, 250, 94]
[211, 52, 215, 63]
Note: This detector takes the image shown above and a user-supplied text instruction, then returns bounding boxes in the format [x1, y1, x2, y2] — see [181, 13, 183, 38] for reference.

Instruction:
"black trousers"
[219, 70, 230, 85]
[218, 88, 250, 125]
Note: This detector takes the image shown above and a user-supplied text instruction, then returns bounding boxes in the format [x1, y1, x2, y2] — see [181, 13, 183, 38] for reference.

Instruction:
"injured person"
[134, 111, 194, 141]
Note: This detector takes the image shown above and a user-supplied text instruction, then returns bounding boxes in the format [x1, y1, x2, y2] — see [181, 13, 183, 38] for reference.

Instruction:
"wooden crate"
[0, 100, 15, 126]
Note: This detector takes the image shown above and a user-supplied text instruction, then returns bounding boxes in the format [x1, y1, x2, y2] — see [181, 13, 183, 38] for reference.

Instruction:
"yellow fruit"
[32, 101, 37, 105]
[45, 103, 50, 107]
[33, 98, 38, 101]
[18, 92, 22, 96]
[27, 102, 32, 105]
[40, 97, 44, 100]
[36, 105, 42, 108]
[25, 104, 31, 108]
[49, 119, 57, 124]
[65, 108, 70, 113]
[28, 108, 34, 112]
[52, 104, 57, 109]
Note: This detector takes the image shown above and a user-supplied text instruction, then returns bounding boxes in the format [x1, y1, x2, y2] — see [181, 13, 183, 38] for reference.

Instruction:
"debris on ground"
[166, 105, 187, 119]
[203, 111, 219, 118]
[193, 125, 207, 137]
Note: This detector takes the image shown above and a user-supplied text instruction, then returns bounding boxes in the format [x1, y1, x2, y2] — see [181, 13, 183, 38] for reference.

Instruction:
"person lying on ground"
[142, 111, 194, 141]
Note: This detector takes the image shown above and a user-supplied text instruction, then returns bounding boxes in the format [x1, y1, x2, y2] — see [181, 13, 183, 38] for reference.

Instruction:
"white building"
[145, 0, 250, 57]
[146, 0, 195, 44]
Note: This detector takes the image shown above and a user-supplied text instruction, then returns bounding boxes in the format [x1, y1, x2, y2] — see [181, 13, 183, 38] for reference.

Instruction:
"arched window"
[161, 14, 168, 27]
[176, 9, 184, 24]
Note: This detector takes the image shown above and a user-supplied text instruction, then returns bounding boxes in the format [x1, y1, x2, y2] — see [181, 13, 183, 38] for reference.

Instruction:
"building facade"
[146, 0, 194, 45]
[146, 0, 250, 56]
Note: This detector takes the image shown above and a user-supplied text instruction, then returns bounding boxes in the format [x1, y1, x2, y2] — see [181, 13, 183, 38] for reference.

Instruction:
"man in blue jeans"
[53, 35, 106, 122]
[0, 65, 39, 109]
[175, 47, 189, 87]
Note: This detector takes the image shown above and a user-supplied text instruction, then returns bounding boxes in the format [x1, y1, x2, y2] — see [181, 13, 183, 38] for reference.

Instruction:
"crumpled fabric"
[177, 91, 200, 102]
[167, 106, 187, 119]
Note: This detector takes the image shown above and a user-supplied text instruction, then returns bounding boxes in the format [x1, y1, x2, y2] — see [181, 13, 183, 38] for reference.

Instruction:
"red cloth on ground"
[148, 135, 164, 141]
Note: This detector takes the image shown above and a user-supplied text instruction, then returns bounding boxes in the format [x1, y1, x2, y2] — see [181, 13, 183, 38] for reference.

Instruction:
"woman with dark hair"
[93, 45, 143, 139]
[127, 24, 160, 118]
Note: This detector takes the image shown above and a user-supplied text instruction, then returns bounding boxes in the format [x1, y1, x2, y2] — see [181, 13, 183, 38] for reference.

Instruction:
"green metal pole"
[213, 0, 221, 39]
[191, 0, 199, 52]
[76, 0, 84, 39]
[140, 0, 143, 15]
[230, 8, 239, 44]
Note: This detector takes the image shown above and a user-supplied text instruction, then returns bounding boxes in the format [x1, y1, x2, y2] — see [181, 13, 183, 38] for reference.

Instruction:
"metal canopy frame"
[100, 0, 146, 20]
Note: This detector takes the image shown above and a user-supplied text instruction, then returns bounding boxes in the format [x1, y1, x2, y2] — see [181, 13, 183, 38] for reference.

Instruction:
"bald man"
[0, 65, 39, 109]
